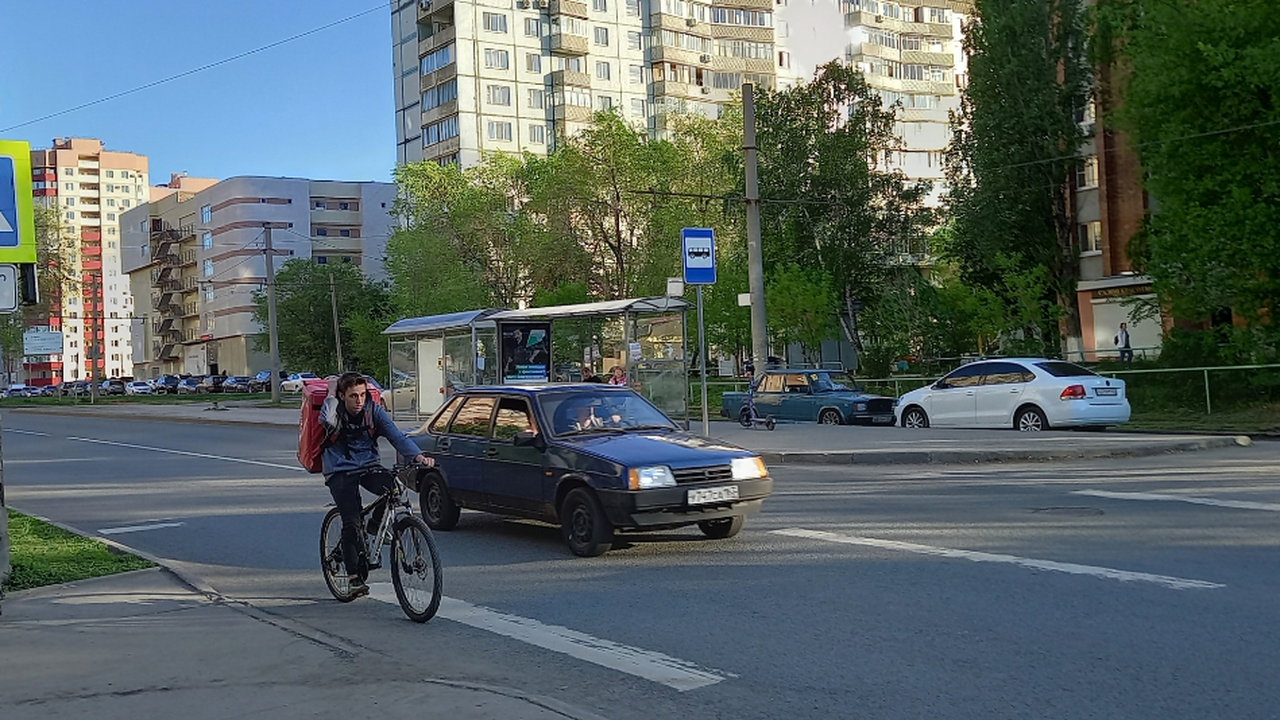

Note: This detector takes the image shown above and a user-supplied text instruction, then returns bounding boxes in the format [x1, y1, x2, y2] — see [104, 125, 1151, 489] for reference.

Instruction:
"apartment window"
[422, 79, 459, 109]
[524, 17, 542, 36]
[420, 43, 456, 74]
[64, 182, 73, 191]
[778, 50, 790, 69]
[1078, 221, 1102, 253]
[529, 124, 547, 144]
[314, 200, 326, 209]
[203, 259, 214, 277]
[105, 170, 114, 178]
[596, 61, 611, 80]
[627, 31, 642, 50]
[107, 226, 116, 234]
[108, 241, 117, 249]
[929, 7, 950, 23]
[66, 211, 75, 220]
[205, 288, 215, 301]
[64, 168, 73, 176]
[202, 232, 213, 249]
[631, 98, 646, 117]
[65, 197, 75, 206]
[106, 199, 115, 207]
[528, 89, 545, 108]
[1076, 156, 1099, 188]
[488, 84, 513, 105]
[594, 27, 609, 46]
[487, 121, 514, 141]
[200, 204, 211, 223]
[557, 56, 584, 73]
[629, 64, 644, 84]
[484, 48, 510, 69]
[527, 53, 542, 73]
[483, 12, 508, 33]
[597, 95, 613, 111]
[339, 229, 352, 237]
[625, 0, 640, 15]
[593, 0, 607, 10]
[121, 200, 130, 208]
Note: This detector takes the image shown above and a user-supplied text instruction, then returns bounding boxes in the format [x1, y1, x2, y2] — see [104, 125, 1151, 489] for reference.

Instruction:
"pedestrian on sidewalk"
[1114, 322, 1133, 366]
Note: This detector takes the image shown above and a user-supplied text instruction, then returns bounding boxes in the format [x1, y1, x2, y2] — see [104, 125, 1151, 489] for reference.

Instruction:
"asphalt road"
[4, 412, 1279, 720]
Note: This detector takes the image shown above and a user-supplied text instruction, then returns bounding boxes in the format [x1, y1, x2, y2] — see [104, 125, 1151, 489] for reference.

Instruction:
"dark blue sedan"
[403, 385, 774, 556]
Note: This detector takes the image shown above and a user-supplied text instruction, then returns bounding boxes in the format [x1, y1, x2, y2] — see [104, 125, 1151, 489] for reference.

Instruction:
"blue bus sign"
[681, 227, 716, 285]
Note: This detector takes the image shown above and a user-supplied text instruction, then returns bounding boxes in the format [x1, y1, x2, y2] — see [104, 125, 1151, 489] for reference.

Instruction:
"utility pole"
[328, 271, 343, 374]
[743, 83, 768, 374]
[263, 225, 282, 404]
[88, 274, 100, 404]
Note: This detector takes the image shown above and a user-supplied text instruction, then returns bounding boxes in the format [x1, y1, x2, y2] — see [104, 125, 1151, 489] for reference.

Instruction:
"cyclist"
[322, 371, 434, 598]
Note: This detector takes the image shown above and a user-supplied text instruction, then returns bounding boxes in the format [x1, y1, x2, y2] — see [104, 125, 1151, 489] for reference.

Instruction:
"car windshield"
[538, 389, 677, 437]
[810, 372, 861, 393]
[1035, 361, 1097, 378]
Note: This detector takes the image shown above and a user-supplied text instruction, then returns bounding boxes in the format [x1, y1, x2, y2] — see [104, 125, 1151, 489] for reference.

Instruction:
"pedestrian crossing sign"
[0, 140, 37, 264]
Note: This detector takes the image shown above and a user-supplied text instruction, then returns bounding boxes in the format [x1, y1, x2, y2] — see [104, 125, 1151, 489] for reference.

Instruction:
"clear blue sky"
[0, 0, 395, 184]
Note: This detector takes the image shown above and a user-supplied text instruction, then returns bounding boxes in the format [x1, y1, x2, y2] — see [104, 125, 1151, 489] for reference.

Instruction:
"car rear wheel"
[818, 409, 843, 425]
[560, 488, 613, 557]
[902, 407, 929, 429]
[419, 473, 460, 531]
[698, 515, 744, 539]
[1015, 406, 1048, 432]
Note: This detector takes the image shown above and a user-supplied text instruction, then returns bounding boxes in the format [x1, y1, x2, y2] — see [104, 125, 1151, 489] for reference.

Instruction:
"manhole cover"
[1030, 506, 1105, 516]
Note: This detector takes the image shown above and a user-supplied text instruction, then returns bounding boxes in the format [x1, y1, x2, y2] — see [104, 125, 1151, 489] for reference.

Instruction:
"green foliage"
[766, 264, 837, 363]
[945, 0, 1091, 350]
[252, 260, 390, 376]
[1094, 0, 1280, 326]
[3, 510, 154, 593]
[384, 225, 493, 318]
[0, 206, 78, 376]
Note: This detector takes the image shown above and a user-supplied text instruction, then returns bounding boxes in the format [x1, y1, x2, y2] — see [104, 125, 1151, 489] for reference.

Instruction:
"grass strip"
[3, 510, 155, 593]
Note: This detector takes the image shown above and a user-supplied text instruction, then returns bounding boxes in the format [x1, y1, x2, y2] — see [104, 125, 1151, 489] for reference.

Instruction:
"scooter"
[737, 362, 776, 431]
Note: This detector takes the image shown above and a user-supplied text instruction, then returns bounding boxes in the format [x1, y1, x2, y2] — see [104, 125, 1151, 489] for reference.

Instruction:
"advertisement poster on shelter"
[499, 322, 552, 384]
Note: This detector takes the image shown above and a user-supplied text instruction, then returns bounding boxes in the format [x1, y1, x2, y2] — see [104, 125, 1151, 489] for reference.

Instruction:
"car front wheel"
[698, 516, 744, 539]
[419, 472, 460, 531]
[902, 407, 929, 429]
[560, 488, 613, 557]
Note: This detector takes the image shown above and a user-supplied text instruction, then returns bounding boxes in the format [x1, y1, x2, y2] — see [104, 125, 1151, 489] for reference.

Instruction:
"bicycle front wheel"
[390, 515, 443, 622]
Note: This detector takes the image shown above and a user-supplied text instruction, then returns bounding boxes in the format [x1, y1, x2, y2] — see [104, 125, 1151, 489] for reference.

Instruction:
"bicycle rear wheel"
[390, 515, 443, 622]
[320, 507, 358, 602]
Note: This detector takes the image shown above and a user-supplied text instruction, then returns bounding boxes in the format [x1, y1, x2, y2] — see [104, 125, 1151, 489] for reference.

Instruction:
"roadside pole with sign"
[682, 228, 716, 436]
[0, 139, 38, 611]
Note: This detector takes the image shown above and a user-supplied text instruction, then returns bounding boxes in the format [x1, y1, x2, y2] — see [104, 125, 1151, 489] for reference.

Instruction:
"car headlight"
[731, 456, 768, 481]
[628, 465, 676, 490]
[855, 402, 867, 412]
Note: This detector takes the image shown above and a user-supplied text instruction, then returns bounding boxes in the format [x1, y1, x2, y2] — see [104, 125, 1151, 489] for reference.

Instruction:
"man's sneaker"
[347, 576, 369, 598]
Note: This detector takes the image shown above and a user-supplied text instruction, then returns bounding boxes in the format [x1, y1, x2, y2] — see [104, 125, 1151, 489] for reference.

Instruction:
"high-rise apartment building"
[29, 138, 150, 383]
[392, 0, 781, 167]
[120, 177, 396, 379]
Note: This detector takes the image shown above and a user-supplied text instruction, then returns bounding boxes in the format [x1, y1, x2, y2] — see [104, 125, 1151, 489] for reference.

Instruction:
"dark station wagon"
[403, 385, 774, 556]
[721, 369, 897, 426]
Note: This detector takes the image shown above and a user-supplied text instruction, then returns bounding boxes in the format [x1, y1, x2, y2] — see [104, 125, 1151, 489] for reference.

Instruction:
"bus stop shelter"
[383, 297, 691, 422]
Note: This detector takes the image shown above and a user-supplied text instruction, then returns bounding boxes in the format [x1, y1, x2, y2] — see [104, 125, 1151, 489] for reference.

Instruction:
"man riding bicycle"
[322, 371, 433, 598]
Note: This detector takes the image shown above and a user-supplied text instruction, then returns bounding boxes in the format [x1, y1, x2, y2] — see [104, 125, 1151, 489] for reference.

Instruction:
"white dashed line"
[367, 584, 728, 691]
[5, 428, 50, 436]
[67, 436, 303, 472]
[1073, 489, 1280, 513]
[772, 528, 1225, 591]
[99, 522, 185, 535]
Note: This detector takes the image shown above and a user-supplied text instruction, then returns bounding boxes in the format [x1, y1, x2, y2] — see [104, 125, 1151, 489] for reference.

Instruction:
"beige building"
[393, 0, 781, 166]
[29, 138, 151, 382]
[121, 177, 397, 379]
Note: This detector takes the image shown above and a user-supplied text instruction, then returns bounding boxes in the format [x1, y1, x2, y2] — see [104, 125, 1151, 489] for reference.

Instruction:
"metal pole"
[1203, 368, 1211, 415]
[263, 225, 282, 404]
[697, 285, 709, 436]
[743, 83, 768, 375]
[89, 274, 99, 404]
[328, 271, 343, 374]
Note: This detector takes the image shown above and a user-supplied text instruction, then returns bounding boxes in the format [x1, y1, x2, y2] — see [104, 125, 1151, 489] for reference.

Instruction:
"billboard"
[499, 322, 551, 384]
[23, 329, 63, 356]
[0, 140, 37, 265]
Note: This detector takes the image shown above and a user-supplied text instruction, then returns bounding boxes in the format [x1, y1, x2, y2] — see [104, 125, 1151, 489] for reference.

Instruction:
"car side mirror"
[513, 430, 545, 450]
[933, 381, 949, 390]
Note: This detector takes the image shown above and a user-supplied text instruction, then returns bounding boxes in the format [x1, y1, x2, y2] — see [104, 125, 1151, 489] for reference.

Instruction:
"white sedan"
[894, 359, 1130, 431]
[280, 372, 319, 394]
[125, 381, 154, 395]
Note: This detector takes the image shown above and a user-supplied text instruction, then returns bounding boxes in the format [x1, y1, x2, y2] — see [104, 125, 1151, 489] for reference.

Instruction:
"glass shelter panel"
[389, 340, 417, 420]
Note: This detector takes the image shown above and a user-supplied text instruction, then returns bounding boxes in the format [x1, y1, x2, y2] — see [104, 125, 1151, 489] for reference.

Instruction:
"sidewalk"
[10, 402, 1252, 465]
[0, 568, 600, 720]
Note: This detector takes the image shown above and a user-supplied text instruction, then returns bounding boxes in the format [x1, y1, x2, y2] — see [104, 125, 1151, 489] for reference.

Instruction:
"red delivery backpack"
[297, 377, 383, 474]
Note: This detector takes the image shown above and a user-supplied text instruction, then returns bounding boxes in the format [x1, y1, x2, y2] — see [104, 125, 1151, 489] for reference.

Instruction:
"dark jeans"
[1119, 348, 1134, 365]
[325, 466, 395, 579]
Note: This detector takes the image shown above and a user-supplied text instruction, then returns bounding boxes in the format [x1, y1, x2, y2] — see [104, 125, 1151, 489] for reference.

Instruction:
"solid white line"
[6, 428, 50, 436]
[1073, 489, 1280, 513]
[67, 436, 304, 472]
[367, 585, 727, 691]
[99, 522, 185, 535]
[771, 528, 1224, 591]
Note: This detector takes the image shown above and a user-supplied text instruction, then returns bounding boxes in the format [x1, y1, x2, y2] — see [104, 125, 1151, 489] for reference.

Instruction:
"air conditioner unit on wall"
[537, 0, 549, 7]
[699, 54, 711, 63]
[419, 0, 432, 11]
[701, 86, 711, 94]
[517, 0, 530, 7]
[686, 17, 697, 26]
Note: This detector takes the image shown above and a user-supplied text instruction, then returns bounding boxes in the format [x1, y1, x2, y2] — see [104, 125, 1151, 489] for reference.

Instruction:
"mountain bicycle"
[320, 464, 443, 622]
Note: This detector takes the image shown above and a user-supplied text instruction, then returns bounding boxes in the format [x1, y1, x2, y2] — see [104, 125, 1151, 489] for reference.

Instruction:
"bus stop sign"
[681, 227, 716, 285]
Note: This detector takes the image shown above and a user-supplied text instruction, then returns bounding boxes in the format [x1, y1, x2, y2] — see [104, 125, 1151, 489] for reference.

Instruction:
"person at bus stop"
[607, 365, 627, 385]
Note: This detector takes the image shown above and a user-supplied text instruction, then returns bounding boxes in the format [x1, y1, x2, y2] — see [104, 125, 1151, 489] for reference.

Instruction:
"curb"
[757, 435, 1249, 466]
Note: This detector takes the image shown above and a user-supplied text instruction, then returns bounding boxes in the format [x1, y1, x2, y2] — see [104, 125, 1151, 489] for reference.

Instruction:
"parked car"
[280, 372, 319, 393]
[404, 384, 774, 557]
[196, 375, 227, 393]
[894, 358, 1131, 432]
[721, 369, 896, 426]
[249, 370, 279, 393]
[61, 380, 92, 396]
[125, 381, 154, 396]
[153, 375, 182, 394]
[40, 384, 60, 397]
[176, 377, 201, 394]
[100, 379, 126, 396]
[222, 376, 253, 393]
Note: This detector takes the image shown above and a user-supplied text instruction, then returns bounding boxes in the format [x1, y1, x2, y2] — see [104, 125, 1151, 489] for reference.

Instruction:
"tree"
[252, 260, 390, 377]
[1094, 0, 1280, 327]
[754, 62, 935, 354]
[766, 264, 838, 364]
[945, 0, 1091, 353]
[0, 206, 78, 382]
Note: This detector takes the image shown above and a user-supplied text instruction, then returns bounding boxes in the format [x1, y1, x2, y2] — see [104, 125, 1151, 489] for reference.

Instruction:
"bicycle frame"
[361, 474, 416, 562]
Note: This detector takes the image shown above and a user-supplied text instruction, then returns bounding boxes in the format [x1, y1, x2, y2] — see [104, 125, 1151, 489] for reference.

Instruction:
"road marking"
[772, 528, 1224, 591]
[367, 585, 727, 691]
[67, 436, 304, 472]
[1073, 489, 1280, 513]
[6, 428, 50, 436]
[99, 522, 185, 535]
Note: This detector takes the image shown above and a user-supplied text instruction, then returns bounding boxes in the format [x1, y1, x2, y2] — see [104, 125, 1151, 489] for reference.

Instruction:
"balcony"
[419, 24, 455, 56]
[550, 69, 592, 88]
[648, 44, 709, 66]
[157, 343, 180, 361]
[180, 251, 196, 267]
[902, 50, 954, 67]
[420, 63, 458, 93]
[549, 0, 588, 18]
[550, 32, 589, 56]
[552, 104, 594, 123]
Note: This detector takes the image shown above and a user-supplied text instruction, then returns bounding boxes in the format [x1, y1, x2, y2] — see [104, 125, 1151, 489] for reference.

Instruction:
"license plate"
[688, 485, 739, 505]
[872, 415, 895, 424]
[1095, 387, 1118, 396]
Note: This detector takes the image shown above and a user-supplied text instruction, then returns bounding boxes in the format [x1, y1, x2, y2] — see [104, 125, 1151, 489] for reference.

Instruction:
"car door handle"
[965, 391, 975, 396]
[484, 448, 498, 458]
[437, 439, 451, 452]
